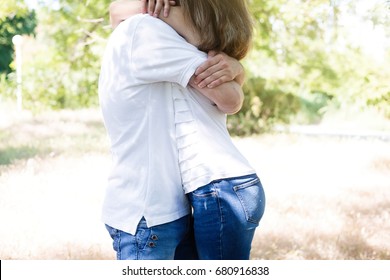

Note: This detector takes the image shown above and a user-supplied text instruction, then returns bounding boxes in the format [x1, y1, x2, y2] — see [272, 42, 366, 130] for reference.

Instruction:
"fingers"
[148, 0, 156, 16]
[195, 53, 220, 76]
[164, 1, 177, 17]
[195, 53, 234, 88]
[140, 0, 147, 14]
[145, 0, 176, 17]
[194, 59, 223, 87]
[161, 0, 175, 17]
[196, 64, 223, 85]
[198, 71, 230, 89]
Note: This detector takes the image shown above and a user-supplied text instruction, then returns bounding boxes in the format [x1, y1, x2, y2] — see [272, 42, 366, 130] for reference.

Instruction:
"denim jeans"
[105, 214, 197, 260]
[188, 174, 266, 260]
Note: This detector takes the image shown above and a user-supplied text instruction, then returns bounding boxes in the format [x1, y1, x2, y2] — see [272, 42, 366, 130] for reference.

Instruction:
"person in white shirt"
[101, 0, 266, 260]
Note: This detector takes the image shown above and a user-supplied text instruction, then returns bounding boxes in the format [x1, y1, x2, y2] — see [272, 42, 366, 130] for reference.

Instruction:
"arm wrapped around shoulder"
[189, 76, 244, 115]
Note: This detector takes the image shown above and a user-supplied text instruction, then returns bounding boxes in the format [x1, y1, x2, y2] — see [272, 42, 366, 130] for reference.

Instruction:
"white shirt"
[173, 86, 256, 193]
[98, 14, 206, 235]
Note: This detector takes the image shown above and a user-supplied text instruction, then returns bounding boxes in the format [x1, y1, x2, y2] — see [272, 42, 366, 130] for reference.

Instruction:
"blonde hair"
[179, 0, 253, 60]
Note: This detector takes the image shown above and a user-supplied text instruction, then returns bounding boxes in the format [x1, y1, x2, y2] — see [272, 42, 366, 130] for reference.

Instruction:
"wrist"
[235, 64, 245, 86]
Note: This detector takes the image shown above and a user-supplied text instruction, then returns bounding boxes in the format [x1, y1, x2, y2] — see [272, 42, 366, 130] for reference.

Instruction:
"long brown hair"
[179, 0, 253, 60]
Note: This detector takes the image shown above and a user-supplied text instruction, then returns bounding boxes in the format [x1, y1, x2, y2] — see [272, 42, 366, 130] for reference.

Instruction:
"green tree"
[227, 0, 390, 135]
[3, 0, 388, 132]
[0, 1, 37, 73]
[20, 0, 111, 109]
[229, 0, 335, 134]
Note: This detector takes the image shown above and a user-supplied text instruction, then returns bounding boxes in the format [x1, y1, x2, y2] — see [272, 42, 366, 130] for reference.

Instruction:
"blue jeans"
[105, 215, 197, 260]
[188, 174, 266, 260]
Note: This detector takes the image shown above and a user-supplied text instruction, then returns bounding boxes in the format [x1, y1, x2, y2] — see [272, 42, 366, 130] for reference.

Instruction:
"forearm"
[190, 77, 244, 115]
[109, 1, 199, 45]
[109, 0, 142, 28]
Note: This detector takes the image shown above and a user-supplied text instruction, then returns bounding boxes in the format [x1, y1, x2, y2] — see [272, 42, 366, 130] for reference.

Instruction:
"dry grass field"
[1, 106, 389, 260]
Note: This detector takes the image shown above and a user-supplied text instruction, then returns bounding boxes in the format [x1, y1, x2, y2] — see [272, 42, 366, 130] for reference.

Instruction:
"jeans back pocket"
[233, 177, 266, 224]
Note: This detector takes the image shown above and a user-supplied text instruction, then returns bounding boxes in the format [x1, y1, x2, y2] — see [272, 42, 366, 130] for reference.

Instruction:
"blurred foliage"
[228, 0, 390, 134]
[0, 0, 389, 134]
[0, 1, 32, 21]
[18, 0, 112, 109]
[0, 1, 37, 73]
[1, 0, 111, 109]
[228, 77, 301, 135]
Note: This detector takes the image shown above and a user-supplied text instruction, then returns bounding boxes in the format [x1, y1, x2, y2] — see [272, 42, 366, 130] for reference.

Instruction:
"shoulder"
[110, 14, 179, 46]
[134, 14, 180, 38]
[116, 14, 175, 34]
[123, 14, 190, 51]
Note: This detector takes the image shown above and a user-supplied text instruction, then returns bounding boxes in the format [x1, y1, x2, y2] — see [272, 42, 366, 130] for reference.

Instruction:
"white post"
[12, 35, 23, 111]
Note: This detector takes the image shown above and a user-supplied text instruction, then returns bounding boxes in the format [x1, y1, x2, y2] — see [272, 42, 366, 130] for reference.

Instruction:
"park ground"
[0, 105, 389, 260]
